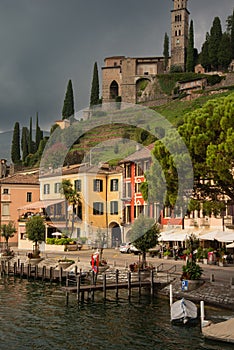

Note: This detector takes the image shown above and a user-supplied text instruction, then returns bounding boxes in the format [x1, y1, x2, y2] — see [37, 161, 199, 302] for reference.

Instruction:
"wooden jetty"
[63, 268, 174, 304]
[0, 258, 177, 304]
[0, 258, 70, 282]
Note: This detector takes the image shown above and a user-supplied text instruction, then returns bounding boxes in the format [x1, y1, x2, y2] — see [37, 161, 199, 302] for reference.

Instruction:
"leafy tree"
[61, 179, 80, 235]
[90, 62, 100, 107]
[178, 93, 234, 202]
[0, 221, 16, 250]
[26, 216, 45, 256]
[186, 20, 195, 72]
[200, 33, 211, 71]
[163, 32, 169, 71]
[21, 126, 29, 163]
[62, 79, 75, 120]
[209, 17, 223, 70]
[11, 122, 21, 164]
[129, 214, 159, 267]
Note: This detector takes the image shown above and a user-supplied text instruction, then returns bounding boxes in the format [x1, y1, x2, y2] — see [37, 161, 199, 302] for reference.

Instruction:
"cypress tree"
[231, 9, 234, 59]
[35, 112, 43, 150]
[90, 62, 100, 107]
[186, 20, 195, 72]
[62, 79, 75, 120]
[21, 126, 29, 163]
[28, 117, 33, 154]
[163, 33, 169, 71]
[218, 33, 232, 69]
[200, 33, 211, 71]
[209, 17, 223, 70]
[11, 122, 21, 164]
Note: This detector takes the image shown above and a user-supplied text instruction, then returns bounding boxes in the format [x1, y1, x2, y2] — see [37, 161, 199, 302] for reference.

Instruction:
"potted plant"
[163, 250, 171, 259]
[26, 216, 45, 265]
[57, 256, 75, 269]
[180, 261, 203, 291]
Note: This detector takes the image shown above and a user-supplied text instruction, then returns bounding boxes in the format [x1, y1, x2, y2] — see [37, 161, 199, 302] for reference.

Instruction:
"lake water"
[0, 276, 233, 350]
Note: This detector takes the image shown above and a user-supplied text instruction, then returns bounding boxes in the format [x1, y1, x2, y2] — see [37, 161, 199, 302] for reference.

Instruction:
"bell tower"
[171, 0, 190, 71]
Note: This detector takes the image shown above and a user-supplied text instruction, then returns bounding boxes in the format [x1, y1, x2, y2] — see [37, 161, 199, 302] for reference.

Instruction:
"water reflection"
[0, 277, 233, 350]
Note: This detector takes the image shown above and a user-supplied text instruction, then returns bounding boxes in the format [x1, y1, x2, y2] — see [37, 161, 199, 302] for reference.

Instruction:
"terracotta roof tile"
[0, 173, 39, 185]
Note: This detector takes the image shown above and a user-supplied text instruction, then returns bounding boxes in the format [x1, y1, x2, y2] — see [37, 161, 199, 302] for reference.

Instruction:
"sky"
[0, 0, 233, 133]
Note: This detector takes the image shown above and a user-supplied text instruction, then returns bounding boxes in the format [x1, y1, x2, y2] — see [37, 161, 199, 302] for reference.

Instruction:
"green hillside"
[152, 89, 234, 127]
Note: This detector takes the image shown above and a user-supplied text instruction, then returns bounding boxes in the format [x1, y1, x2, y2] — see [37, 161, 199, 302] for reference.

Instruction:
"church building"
[102, 0, 190, 104]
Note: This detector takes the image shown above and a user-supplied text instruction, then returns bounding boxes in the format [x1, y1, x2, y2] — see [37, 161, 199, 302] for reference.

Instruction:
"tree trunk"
[142, 251, 147, 269]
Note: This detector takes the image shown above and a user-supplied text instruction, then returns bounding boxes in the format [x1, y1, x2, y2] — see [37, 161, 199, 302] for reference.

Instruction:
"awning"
[18, 199, 65, 211]
[216, 232, 234, 243]
[159, 230, 191, 242]
[199, 230, 234, 242]
[226, 242, 234, 248]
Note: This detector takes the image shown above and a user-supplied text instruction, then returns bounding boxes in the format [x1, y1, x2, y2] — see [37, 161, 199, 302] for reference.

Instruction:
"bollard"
[230, 277, 234, 289]
[210, 274, 215, 282]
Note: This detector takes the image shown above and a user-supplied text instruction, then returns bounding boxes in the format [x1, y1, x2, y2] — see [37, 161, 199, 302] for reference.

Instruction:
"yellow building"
[19, 163, 123, 250]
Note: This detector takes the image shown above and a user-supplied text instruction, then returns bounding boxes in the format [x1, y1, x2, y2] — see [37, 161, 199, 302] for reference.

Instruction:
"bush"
[181, 261, 203, 280]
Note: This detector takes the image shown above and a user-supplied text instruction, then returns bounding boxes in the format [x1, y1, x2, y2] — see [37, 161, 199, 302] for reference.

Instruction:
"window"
[27, 192, 32, 202]
[93, 179, 103, 192]
[135, 162, 143, 176]
[110, 201, 118, 215]
[77, 204, 82, 220]
[76, 228, 81, 238]
[125, 182, 132, 198]
[74, 179, 82, 192]
[2, 203, 9, 216]
[43, 184, 50, 194]
[93, 202, 104, 215]
[54, 182, 61, 194]
[135, 182, 141, 193]
[110, 179, 118, 191]
[125, 164, 131, 178]
[144, 160, 150, 172]
[3, 188, 9, 194]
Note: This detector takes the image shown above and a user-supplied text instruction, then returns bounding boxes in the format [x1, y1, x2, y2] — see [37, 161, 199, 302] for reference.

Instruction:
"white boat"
[171, 298, 198, 325]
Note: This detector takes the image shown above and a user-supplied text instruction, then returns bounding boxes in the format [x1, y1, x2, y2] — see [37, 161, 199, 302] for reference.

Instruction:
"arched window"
[175, 30, 177, 37]
[110, 80, 119, 99]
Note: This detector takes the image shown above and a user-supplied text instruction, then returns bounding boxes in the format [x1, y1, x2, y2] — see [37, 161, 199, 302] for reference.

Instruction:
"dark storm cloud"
[0, 0, 233, 132]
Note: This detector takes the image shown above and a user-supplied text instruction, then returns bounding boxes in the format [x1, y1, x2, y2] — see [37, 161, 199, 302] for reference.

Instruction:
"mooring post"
[14, 261, 17, 275]
[103, 273, 107, 300]
[138, 269, 141, 296]
[20, 263, 24, 278]
[76, 274, 81, 302]
[66, 271, 69, 286]
[50, 267, 53, 281]
[150, 270, 154, 296]
[66, 292, 69, 306]
[27, 264, 31, 278]
[17, 258, 20, 268]
[128, 271, 131, 299]
[6, 261, 9, 275]
[115, 269, 119, 299]
[59, 267, 63, 284]
[1, 261, 5, 274]
[35, 265, 38, 279]
[42, 266, 46, 281]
